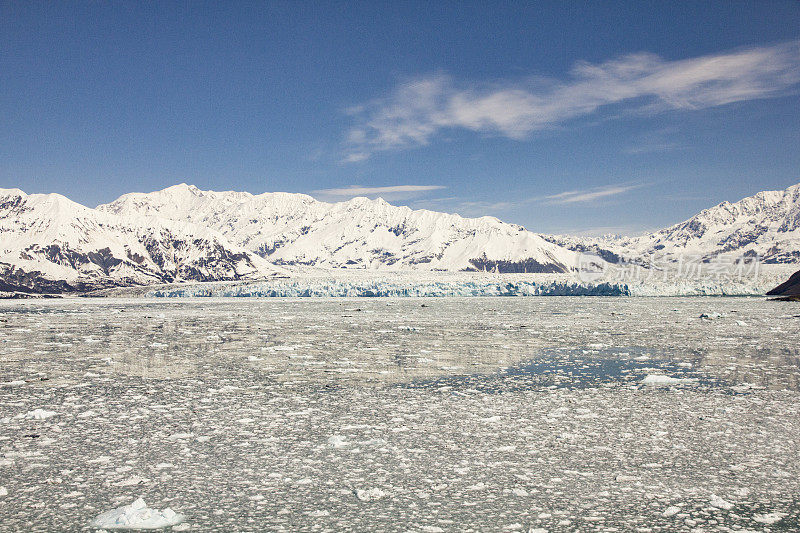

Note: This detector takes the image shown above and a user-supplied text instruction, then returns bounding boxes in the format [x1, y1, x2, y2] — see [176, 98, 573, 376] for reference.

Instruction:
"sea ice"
[642, 374, 696, 385]
[708, 494, 734, 510]
[88, 497, 184, 530]
[328, 435, 348, 448]
[354, 488, 387, 501]
[662, 505, 681, 517]
[24, 409, 57, 420]
[752, 512, 787, 524]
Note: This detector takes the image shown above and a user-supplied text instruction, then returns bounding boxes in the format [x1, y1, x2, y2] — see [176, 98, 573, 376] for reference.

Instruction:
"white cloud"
[344, 41, 800, 160]
[543, 184, 643, 205]
[312, 184, 446, 201]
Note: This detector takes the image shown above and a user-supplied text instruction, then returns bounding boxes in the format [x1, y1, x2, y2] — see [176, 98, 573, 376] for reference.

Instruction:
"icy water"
[1, 297, 799, 532]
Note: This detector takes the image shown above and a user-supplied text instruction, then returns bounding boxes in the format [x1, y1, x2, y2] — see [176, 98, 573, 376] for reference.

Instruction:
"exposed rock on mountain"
[766, 268, 800, 299]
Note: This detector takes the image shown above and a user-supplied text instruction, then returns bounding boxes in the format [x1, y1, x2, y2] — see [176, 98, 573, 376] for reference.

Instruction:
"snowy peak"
[100, 184, 585, 273]
[633, 181, 800, 263]
[0, 188, 287, 293]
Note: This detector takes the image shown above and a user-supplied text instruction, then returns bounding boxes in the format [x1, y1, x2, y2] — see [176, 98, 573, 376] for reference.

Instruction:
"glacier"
[132, 266, 792, 298]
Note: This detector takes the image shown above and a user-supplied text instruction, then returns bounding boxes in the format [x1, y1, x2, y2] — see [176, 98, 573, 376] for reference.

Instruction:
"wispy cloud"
[312, 184, 446, 202]
[542, 183, 643, 205]
[344, 41, 800, 160]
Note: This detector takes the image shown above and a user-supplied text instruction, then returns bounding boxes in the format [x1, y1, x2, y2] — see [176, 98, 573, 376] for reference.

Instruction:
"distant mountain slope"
[630, 183, 800, 263]
[547, 182, 800, 266]
[99, 184, 585, 273]
[0, 188, 286, 293]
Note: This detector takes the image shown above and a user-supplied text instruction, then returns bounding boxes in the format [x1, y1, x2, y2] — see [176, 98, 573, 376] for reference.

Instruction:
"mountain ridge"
[98, 183, 583, 273]
[0, 188, 287, 293]
[1, 181, 798, 294]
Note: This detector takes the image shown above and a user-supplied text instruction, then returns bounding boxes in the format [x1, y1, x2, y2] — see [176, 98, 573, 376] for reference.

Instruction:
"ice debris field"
[1, 297, 799, 531]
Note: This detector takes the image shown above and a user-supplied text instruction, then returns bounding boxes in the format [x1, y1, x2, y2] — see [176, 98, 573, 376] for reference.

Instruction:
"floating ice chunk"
[355, 488, 387, 501]
[642, 374, 696, 385]
[709, 494, 734, 510]
[0, 486, 7, 497]
[114, 476, 148, 487]
[328, 435, 348, 448]
[662, 506, 681, 517]
[752, 512, 787, 524]
[24, 409, 57, 420]
[699, 312, 723, 320]
[88, 497, 184, 530]
[3, 380, 26, 386]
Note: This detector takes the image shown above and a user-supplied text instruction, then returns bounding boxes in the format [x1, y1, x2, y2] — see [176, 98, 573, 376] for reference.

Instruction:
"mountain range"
[1, 181, 798, 293]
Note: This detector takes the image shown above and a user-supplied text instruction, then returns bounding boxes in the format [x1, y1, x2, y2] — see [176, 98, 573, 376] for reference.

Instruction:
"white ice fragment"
[355, 488, 387, 501]
[641, 374, 696, 385]
[0, 486, 7, 497]
[709, 494, 734, 510]
[88, 497, 184, 530]
[3, 380, 26, 386]
[752, 512, 787, 524]
[699, 312, 723, 320]
[328, 435, 348, 448]
[114, 476, 148, 487]
[24, 409, 57, 420]
[662, 506, 681, 517]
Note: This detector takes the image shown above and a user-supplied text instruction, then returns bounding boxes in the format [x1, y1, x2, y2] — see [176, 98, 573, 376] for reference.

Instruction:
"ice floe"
[88, 498, 184, 530]
[641, 374, 696, 385]
[24, 409, 57, 420]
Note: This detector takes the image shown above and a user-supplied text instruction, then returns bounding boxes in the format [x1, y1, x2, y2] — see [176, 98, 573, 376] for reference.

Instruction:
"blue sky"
[1, 1, 799, 234]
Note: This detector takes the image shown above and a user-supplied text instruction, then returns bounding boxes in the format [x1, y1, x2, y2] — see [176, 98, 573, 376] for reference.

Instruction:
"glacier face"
[98, 184, 587, 273]
[0, 188, 287, 293]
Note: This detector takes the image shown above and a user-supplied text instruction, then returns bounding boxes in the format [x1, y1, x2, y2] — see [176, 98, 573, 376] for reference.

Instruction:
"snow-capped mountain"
[0, 188, 286, 293]
[632, 183, 800, 263]
[3, 180, 798, 294]
[548, 182, 800, 266]
[98, 184, 585, 273]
